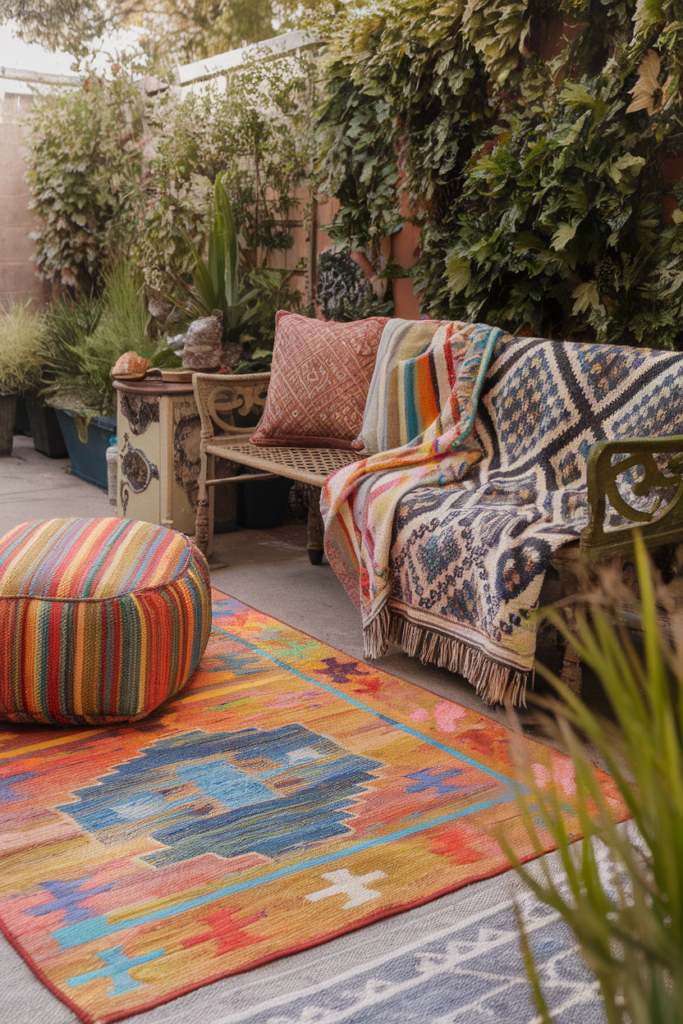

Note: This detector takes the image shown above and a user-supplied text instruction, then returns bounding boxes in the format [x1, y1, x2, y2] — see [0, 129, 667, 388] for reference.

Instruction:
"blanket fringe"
[364, 604, 392, 659]
[364, 610, 529, 707]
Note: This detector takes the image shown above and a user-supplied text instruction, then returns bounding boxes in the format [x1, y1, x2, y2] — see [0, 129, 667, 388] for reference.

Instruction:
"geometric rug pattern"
[0, 592, 622, 1023]
[0, 865, 608, 1023]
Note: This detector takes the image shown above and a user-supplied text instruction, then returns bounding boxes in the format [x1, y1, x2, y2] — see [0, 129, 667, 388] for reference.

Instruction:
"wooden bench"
[549, 435, 683, 691]
[193, 372, 361, 560]
[194, 371, 683, 695]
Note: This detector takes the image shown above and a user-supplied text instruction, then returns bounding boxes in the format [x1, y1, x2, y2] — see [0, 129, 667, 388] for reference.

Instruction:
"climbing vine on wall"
[317, 0, 683, 347]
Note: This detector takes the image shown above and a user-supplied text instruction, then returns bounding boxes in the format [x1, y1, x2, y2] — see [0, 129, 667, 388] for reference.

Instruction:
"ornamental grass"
[0, 302, 48, 396]
[505, 533, 683, 1023]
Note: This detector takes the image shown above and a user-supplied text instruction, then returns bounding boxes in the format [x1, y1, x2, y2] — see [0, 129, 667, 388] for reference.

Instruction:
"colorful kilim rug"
[0, 592, 623, 1024]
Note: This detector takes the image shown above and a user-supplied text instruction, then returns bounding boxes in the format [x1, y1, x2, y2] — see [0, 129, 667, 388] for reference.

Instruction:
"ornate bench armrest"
[580, 436, 683, 562]
[192, 371, 271, 442]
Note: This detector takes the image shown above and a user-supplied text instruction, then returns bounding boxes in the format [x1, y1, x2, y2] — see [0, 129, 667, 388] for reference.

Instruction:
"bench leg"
[195, 450, 214, 557]
[307, 487, 324, 565]
[550, 548, 585, 696]
[195, 498, 210, 556]
[560, 634, 583, 695]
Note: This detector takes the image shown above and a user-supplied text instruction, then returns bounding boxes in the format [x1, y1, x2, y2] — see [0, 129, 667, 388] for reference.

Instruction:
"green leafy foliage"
[245, 266, 302, 346]
[0, 0, 108, 57]
[318, 0, 683, 348]
[174, 174, 259, 349]
[24, 50, 313, 317]
[0, 303, 48, 395]
[316, 0, 491, 259]
[24, 48, 312, 399]
[133, 52, 314, 295]
[504, 533, 683, 1022]
[444, 69, 683, 346]
[24, 63, 149, 293]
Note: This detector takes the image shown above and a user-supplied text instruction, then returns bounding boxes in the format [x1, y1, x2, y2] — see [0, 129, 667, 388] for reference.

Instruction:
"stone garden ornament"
[168, 310, 224, 372]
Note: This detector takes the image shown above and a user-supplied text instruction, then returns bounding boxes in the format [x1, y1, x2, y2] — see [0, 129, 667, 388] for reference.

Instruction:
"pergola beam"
[177, 29, 319, 86]
[0, 66, 80, 87]
[0, 29, 320, 93]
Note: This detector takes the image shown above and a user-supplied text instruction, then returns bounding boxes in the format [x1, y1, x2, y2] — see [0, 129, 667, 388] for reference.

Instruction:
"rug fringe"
[364, 610, 529, 707]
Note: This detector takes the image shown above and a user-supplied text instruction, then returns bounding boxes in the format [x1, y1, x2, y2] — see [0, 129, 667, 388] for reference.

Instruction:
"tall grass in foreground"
[504, 533, 683, 1024]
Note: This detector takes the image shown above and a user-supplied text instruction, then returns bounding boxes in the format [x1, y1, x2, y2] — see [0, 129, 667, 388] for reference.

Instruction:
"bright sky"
[0, 20, 142, 97]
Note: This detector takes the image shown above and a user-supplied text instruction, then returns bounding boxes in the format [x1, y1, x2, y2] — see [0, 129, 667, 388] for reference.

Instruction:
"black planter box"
[236, 476, 291, 530]
[13, 396, 31, 436]
[26, 398, 68, 458]
[0, 394, 16, 456]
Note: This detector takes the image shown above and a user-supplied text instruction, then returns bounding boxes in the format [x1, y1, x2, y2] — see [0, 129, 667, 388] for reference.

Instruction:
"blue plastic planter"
[55, 409, 117, 490]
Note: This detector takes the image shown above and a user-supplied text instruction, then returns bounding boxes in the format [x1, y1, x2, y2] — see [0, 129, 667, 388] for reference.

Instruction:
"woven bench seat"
[193, 372, 361, 560]
[204, 437, 360, 488]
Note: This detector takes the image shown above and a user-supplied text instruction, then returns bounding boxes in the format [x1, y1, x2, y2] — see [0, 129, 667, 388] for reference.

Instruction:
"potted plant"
[34, 295, 105, 461]
[0, 302, 49, 457]
[166, 173, 260, 371]
[163, 176, 292, 528]
[45, 265, 157, 489]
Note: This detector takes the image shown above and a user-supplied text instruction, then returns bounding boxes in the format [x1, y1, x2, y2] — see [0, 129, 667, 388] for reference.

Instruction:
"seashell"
[111, 351, 151, 380]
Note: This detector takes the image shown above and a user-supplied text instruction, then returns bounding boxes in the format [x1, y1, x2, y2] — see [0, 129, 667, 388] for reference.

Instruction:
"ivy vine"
[317, 0, 683, 348]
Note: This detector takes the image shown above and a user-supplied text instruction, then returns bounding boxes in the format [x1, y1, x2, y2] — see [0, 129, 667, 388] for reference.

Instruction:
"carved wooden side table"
[114, 379, 203, 537]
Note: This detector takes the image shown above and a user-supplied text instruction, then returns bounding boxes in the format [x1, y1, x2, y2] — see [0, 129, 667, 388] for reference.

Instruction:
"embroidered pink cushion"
[250, 311, 388, 450]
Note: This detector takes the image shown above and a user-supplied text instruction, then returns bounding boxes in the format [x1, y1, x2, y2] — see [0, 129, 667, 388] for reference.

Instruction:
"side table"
[114, 379, 203, 536]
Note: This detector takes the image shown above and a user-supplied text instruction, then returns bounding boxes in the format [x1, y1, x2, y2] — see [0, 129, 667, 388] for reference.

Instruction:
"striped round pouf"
[0, 518, 212, 726]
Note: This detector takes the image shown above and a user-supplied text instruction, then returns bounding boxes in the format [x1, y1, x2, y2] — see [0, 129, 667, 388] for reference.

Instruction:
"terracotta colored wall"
[0, 92, 47, 309]
[390, 187, 421, 318]
[264, 188, 339, 313]
[273, 185, 422, 319]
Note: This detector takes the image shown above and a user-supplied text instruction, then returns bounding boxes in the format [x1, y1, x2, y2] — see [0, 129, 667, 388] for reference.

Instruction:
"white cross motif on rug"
[305, 869, 387, 909]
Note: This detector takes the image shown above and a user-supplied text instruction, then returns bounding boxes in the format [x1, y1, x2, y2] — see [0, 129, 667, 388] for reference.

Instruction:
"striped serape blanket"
[323, 320, 683, 705]
[321, 318, 508, 663]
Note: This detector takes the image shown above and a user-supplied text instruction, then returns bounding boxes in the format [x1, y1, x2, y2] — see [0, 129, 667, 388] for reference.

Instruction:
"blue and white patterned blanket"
[387, 336, 683, 704]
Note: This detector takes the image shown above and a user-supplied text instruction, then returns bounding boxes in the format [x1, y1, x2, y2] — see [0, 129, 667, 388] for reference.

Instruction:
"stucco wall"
[0, 92, 47, 310]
